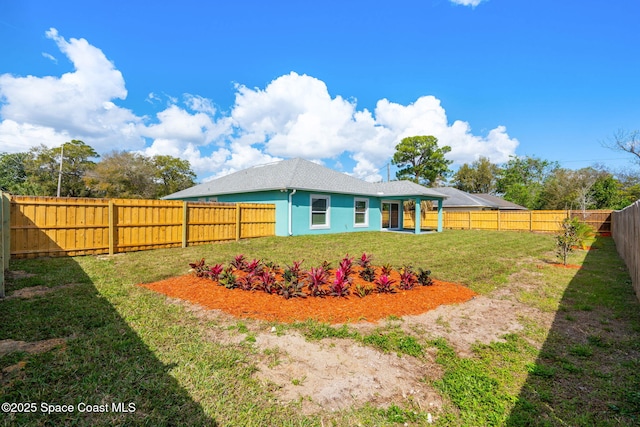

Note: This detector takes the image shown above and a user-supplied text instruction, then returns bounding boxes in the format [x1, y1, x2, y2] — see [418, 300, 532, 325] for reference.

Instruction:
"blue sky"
[1, 0, 638, 182]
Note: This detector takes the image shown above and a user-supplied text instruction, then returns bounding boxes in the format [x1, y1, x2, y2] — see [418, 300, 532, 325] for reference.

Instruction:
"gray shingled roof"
[473, 193, 527, 210]
[164, 158, 446, 199]
[433, 187, 494, 208]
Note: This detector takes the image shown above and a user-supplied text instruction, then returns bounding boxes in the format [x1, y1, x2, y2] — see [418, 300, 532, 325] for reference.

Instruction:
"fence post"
[497, 210, 501, 231]
[1, 192, 8, 270]
[236, 204, 241, 241]
[468, 211, 472, 230]
[182, 201, 188, 248]
[108, 199, 115, 255]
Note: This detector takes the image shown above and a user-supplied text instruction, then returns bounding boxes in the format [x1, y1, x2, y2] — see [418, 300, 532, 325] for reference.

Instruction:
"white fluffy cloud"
[0, 28, 143, 151]
[450, 0, 484, 6]
[375, 96, 518, 164]
[228, 76, 517, 180]
[0, 29, 517, 183]
[231, 73, 359, 159]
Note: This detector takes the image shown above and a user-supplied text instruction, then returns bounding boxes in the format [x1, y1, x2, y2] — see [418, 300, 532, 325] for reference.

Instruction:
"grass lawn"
[1, 230, 639, 426]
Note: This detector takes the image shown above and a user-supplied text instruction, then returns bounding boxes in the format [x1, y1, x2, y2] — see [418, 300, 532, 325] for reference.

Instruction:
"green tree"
[152, 155, 196, 198]
[24, 140, 99, 197]
[616, 170, 640, 208]
[87, 151, 157, 198]
[539, 167, 604, 210]
[589, 173, 622, 209]
[452, 156, 499, 193]
[391, 135, 452, 186]
[0, 152, 31, 194]
[496, 155, 559, 209]
[538, 168, 577, 210]
[87, 151, 197, 199]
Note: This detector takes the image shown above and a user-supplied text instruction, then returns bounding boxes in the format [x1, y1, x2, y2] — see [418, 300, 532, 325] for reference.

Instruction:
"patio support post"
[414, 198, 421, 234]
[437, 199, 443, 232]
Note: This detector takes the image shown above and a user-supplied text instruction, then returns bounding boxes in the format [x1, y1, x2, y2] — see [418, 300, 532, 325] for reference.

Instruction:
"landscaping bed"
[141, 254, 477, 323]
[141, 274, 476, 323]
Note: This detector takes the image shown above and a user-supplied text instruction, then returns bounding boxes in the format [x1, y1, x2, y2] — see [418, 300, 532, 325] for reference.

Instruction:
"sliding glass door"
[382, 202, 400, 229]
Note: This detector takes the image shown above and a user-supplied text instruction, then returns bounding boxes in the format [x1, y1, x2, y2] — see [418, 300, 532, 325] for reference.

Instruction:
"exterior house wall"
[181, 190, 384, 236]
[290, 191, 382, 235]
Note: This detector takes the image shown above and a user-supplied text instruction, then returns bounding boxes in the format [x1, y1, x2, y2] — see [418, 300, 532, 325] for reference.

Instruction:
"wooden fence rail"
[403, 209, 612, 234]
[9, 196, 275, 259]
[612, 201, 640, 301]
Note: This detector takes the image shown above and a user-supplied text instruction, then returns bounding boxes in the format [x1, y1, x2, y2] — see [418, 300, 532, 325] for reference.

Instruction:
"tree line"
[392, 135, 640, 210]
[0, 140, 196, 199]
[3, 136, 639, 209]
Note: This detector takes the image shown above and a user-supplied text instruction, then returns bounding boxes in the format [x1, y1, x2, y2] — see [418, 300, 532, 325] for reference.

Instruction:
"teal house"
[164, 158, 446, 236]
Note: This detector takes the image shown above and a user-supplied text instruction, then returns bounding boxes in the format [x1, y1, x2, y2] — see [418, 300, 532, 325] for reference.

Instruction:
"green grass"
[1, 230, 638, 426]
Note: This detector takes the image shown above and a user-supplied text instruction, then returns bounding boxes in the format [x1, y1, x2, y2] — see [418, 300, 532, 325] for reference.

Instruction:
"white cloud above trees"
[0, 28, 516, 182]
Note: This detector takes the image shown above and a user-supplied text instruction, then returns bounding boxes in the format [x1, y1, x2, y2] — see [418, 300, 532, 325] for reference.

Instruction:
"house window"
[354, 198, 369, 227]
[310, 195, 330, 228]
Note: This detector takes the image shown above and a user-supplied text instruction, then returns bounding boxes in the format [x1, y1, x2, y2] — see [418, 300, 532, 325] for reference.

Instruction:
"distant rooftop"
[433, 187, 527, 210]
[473, 193, 527, 210]
[434, 187, 492, 208]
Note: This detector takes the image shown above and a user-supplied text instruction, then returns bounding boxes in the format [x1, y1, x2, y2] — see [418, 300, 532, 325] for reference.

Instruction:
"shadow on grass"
[506, 236, 640, 426]
[0, 256, 215, 426]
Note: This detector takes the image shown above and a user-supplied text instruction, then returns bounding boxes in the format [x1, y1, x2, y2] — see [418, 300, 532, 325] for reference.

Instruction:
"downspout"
[288, 189, 297, 236]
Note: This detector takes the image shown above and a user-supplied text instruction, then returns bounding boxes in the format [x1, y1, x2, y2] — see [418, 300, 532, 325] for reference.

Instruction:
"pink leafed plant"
[306, 267, 328, 297]
[398, 267, 417, 290]
[338, 255, 354, 277]
[375, 274, 396, 294]
[357, 252, 373, 268]
[207, 263, 224, 281]
[329, 268, 351, 297]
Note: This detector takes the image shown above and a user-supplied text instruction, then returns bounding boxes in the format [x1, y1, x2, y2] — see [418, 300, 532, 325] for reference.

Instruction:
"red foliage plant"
[187, 254, 436, 300]
[375, 274, 397, 294]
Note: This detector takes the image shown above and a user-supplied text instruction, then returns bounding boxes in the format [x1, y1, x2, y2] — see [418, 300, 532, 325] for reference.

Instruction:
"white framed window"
[354, 197, 369, 227]
[310, 194, 330, 229]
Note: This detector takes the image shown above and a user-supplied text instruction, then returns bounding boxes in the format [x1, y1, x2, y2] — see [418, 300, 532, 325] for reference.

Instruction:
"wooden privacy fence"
[9, 196, 275, 259]
[612, 201, 640, 301]
[1, 192, 10, 297]
[404, 209, 612, 234]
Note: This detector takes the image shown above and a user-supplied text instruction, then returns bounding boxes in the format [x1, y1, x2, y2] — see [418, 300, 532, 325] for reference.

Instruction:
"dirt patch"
[0, 337, 69, 356]
[6, 270, 36, 280]
[405, 296, 537, 355]
[141, 275, 477, 324]
[252, 331, 443, 414]
[2, 283, 83, 300]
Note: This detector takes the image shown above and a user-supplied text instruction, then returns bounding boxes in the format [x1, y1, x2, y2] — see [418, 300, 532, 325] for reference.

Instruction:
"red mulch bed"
[551, 263, 582, 269]
[140, 273, 477, 324]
